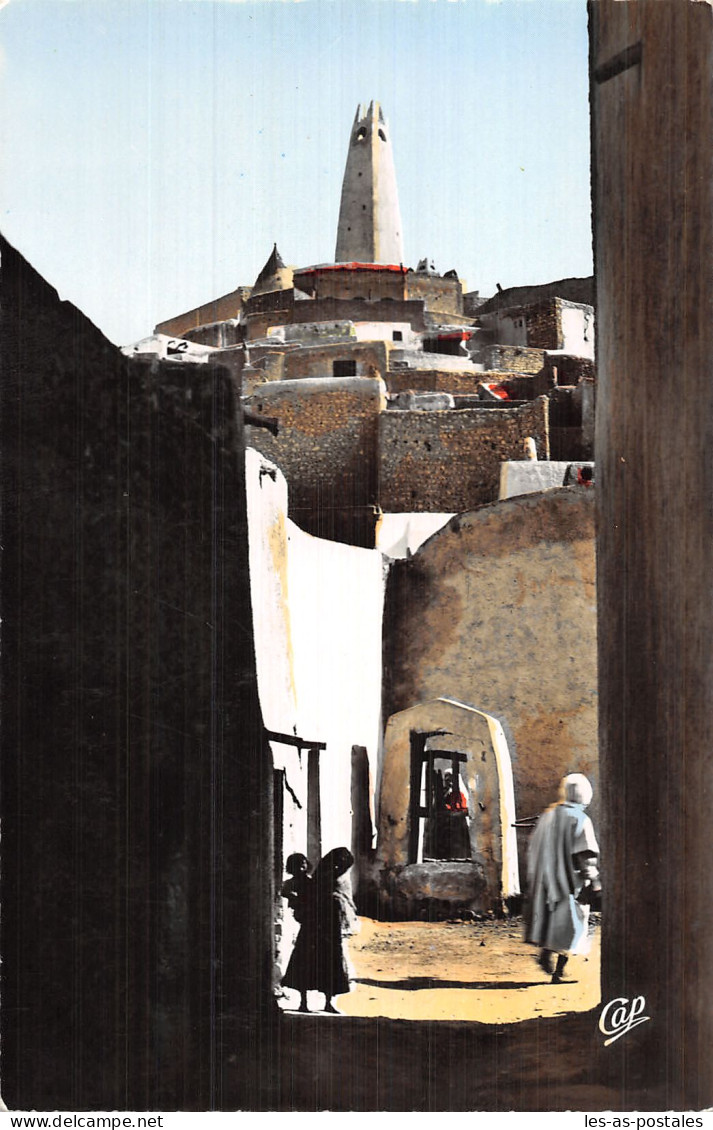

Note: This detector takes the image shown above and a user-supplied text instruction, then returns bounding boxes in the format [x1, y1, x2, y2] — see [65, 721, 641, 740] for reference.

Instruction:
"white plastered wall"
[245, 446, 386, 867]
[560, 304, 595, 359]
[286, 520, 386, 857]
[377, 513, 455, 559]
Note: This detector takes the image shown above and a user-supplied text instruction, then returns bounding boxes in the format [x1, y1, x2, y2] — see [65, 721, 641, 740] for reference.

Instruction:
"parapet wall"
[483, 344, 547, 374]
[290, 296, 428, 332]
[155, 285, 251, 337]
[182, 319, 243, 348]
[405, 272, 463, 318]
[496, 371, 554, 399]
[294, 265, 407, 302]
[379, 398, 549, 512]
[290, 266, 466, 322]
[385, 368, 486, 396]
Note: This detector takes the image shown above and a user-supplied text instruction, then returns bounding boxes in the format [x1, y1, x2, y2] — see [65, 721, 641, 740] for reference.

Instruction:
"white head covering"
[560, 772, 593, 806]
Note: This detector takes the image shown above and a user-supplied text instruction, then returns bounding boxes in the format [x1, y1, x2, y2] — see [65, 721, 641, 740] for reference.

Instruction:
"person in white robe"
[525, 773, 600, 983]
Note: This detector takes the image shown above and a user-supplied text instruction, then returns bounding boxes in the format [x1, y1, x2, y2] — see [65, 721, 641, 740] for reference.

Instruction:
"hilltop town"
[122, 102, 598, 939]
[131, 102, 596, 548]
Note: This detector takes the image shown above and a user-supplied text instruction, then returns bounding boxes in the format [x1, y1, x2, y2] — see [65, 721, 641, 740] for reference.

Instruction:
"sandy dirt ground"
[281, 914, 601, 1023]
[269, 915, 672, 1111]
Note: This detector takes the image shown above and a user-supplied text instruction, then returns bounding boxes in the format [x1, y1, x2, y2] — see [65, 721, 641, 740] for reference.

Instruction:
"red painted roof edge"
[294, 262, 406, 275]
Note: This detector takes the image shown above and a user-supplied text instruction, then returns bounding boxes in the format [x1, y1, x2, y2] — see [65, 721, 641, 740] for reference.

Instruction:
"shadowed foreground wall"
[0, 236, 273, 1110]
[592, 0, 713, 1107]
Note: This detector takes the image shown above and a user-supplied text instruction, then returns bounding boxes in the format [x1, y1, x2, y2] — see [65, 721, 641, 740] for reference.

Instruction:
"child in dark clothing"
[282, 847, 356, 1014]
[280, 852, 312, 923]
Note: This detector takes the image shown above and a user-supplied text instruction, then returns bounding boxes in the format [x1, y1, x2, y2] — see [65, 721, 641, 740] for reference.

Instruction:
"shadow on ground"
[355, 977, 542, 991]
[235, 1009, 670, 1112]
[250, 917, 669, 1110]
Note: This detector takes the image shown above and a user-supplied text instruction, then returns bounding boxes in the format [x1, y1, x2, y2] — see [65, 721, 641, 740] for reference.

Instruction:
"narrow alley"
[281, 915, 601, 1023]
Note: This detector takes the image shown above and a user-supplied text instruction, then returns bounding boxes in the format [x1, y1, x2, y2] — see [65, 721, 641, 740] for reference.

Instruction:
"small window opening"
[355, 127, 367, 142]
[378, 129, 387, 142]
[333, 358, 357, 378]
[392, 330, 403, 342]
[411, 742, 471, 862]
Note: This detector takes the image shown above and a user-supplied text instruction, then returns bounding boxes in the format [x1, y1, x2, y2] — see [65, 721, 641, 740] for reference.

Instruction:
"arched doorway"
[374, 698, 520, 919]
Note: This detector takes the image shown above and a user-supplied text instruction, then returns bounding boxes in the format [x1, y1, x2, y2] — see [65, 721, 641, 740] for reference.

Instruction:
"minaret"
[335, 102, 404, 265]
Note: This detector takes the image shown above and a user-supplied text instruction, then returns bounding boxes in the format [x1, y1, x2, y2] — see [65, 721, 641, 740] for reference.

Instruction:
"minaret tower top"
[334, 101, 404, 265]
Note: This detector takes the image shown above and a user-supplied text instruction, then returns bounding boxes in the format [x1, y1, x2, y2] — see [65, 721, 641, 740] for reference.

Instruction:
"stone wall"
[294, 265, 407, 302]
[405, 272, 463, 318]
[244, 385, 548, 538]
[481, 299, 562, 351]
[0, 237, 272, 1110]
[524, 298, 562, 349]
[289, 267, 465, 322]
[496, 371, 554, 399]
[547, 386, 590, 460]
[382, 488, 597, 881]
[244, 377, 385, 545]
[283, 340, 388, 381]
[482, 344, 547, 373]
[154, 285, 251, 337]
[477, 277, 595, 316]
[514, 298, 593, 356]
[245, 288, 296, 338]
[290, 297, 428, 332]
[390, 350, 478, 374]
[423, 308, 477, 329]
[463, 290, 488, 316]
[378, 398, 549, 512]
[244, 343, 295, 388]
[385, 368, 486, 396]
[542, 353, 595, 386]
[182, 319, 243, 348]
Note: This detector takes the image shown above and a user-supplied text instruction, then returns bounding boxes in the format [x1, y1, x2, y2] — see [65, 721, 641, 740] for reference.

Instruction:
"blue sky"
[0, 0, 592, 345]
